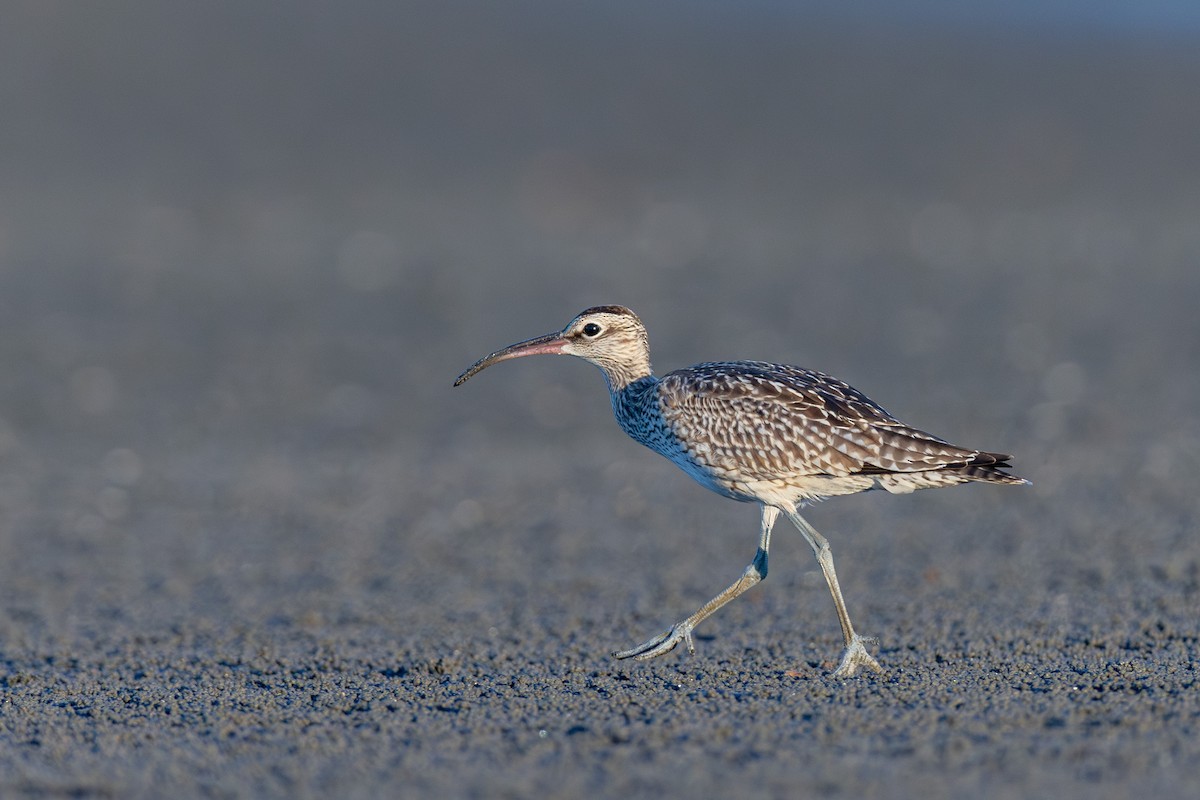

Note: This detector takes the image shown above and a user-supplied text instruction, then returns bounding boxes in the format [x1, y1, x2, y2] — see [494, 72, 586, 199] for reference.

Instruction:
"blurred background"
[0, 0, 1198, 651]
[2, 2, 1199, 795]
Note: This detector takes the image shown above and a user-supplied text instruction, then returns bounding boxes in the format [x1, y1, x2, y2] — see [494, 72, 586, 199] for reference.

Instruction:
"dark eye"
[582, 322, 602, 337]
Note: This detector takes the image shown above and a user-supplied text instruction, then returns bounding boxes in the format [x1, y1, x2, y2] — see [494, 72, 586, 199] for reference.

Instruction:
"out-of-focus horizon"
[1, 1, 1197, 473]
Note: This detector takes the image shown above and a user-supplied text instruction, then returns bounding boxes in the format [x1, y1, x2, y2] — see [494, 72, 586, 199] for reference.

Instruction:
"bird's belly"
[671, 455, 759, 502]
[652, 438, 879, 507]
[739, 474, 878, 506]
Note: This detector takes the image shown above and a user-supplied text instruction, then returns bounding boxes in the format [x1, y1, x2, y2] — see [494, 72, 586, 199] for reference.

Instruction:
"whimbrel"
[454, 306, 1026, 677]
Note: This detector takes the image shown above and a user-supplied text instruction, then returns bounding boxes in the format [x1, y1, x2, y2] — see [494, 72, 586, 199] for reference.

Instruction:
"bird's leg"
[782, 508, 884, 678]
[613, 505, 779, 661]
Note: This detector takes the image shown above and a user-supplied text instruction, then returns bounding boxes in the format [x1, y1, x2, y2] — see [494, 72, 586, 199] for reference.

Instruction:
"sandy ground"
[2, 2, 1199, 797]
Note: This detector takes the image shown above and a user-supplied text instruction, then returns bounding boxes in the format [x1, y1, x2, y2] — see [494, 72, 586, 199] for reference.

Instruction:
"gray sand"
[2, 2, 1199, 797]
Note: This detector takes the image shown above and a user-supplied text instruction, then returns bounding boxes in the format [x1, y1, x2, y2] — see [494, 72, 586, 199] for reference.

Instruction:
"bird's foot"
[612, 621, 695, 661]
[832, 633, 885, 678]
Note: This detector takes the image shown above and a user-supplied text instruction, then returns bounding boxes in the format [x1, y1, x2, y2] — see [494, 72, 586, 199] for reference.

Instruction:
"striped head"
[454, 305, 653, 392]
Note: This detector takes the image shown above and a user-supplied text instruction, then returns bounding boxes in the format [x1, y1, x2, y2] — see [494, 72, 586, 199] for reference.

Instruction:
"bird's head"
[454, 305, 652, 392]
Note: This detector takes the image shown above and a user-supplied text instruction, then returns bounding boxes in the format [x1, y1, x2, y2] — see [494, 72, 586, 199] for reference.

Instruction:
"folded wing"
[656, 361, 1023, 490]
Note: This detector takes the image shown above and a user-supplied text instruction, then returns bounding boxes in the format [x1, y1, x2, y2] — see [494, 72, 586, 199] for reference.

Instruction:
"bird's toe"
[832, 633, 884, 678]
[612, 621, 694, 661]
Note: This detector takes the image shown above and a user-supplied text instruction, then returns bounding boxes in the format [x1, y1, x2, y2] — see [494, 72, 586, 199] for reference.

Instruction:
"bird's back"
[615, 361, 1024, 504]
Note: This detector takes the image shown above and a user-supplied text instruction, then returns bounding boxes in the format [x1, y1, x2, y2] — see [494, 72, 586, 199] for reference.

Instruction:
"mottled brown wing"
[656, 361, 1000, 482]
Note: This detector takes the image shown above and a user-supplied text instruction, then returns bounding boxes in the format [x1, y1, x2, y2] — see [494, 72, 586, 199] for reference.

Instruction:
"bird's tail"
[875, 452, 1028, 493]
[962, 451, 1027, 485]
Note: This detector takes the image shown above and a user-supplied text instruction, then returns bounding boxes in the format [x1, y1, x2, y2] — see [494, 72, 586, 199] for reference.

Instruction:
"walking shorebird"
[454, 305, 1026, 677]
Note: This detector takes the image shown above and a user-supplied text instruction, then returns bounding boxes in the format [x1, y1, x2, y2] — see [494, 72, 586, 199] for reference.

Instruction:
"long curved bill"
[453, 331, 568, 386]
